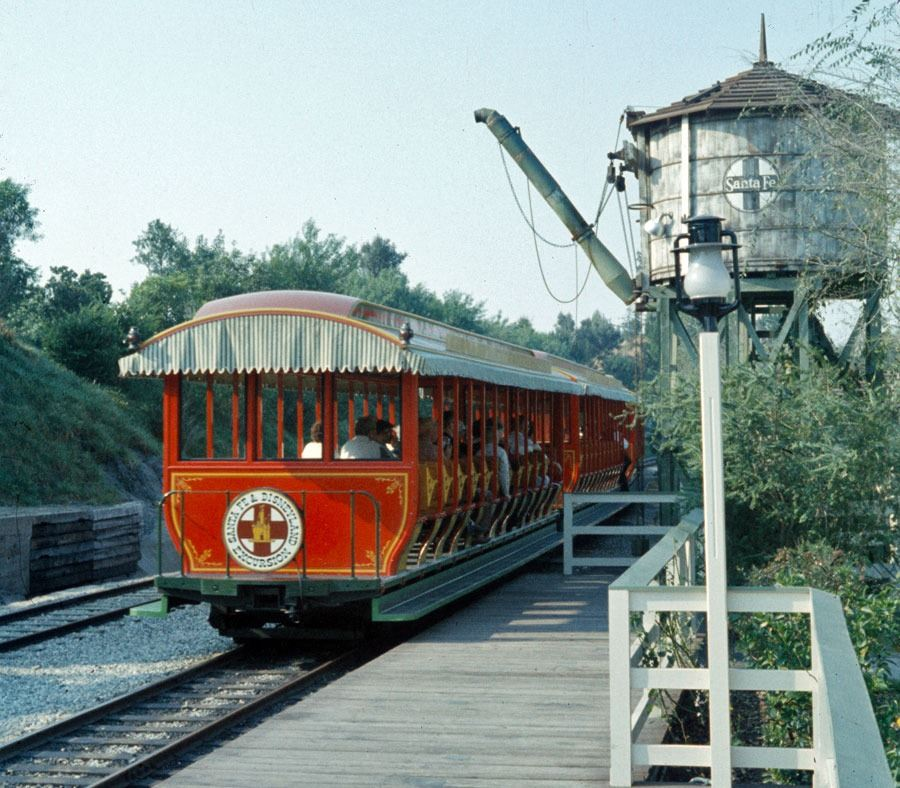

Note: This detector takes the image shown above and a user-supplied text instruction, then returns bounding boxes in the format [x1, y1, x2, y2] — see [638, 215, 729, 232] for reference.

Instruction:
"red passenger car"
[120, 291, 641, 638]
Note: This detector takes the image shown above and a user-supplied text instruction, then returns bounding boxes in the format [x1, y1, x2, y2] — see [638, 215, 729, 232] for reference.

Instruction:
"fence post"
[563, 494, 574, 575]
[608, 586, 632, 786]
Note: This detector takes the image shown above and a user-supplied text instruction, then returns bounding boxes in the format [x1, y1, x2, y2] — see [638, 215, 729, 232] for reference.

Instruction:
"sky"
[0, 0, 861, 331]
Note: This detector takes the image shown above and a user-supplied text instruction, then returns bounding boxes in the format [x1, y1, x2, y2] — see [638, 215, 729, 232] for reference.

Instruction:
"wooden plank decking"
[157, 562, 656, 787]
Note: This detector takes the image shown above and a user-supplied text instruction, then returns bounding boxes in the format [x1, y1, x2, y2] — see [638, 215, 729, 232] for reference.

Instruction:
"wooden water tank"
[628, 60, 866, 286]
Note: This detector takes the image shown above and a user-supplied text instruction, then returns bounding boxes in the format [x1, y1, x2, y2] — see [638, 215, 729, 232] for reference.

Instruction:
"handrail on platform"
[607, 508, 892, 787]
[562, 491, 683, 575]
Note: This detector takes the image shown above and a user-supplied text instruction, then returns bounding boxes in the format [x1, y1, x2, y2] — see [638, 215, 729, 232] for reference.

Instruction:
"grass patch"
[0, 333, 159, 504]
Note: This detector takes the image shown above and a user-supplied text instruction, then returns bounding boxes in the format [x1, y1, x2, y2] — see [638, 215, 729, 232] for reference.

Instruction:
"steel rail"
[93, 648, 364, 787]
[0, 644, 368, 787]
[0, 579, 159, 653]
[0, 578, 154, 625]
[0, 649, 243, 762]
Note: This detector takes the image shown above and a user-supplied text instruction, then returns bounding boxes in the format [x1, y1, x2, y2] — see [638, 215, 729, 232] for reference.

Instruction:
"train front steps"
[130, 596, 169, 618]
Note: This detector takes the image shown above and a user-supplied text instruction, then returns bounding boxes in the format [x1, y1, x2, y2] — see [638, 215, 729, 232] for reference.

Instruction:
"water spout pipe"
[474, 107, 637, 305]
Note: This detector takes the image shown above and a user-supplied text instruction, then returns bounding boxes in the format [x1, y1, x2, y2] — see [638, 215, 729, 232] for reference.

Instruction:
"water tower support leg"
[798, 300, 810, 370]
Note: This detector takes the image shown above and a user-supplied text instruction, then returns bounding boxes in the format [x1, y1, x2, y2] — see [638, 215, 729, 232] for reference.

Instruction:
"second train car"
[120, 290, 641, 638]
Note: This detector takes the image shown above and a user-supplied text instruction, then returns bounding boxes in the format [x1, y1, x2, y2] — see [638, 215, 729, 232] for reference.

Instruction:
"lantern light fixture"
[672, 215, 741, 330]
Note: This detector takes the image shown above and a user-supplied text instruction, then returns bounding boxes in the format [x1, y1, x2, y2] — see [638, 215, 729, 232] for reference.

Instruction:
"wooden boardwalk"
[157, 562, 657, 787]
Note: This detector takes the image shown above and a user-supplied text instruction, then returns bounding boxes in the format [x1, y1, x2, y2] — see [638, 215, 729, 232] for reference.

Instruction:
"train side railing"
[607, 508, 892, 787]
[156, 488, 382, 579]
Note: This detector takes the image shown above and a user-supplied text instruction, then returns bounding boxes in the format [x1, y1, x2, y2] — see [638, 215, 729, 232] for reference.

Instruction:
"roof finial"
[757, 13, 769, 65]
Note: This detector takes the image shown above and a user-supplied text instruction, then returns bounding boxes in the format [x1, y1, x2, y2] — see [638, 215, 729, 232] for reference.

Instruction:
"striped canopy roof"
[118, 291, 634, 402]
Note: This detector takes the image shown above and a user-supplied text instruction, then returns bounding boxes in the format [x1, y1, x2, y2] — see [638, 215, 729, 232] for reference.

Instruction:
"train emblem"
[223, 489, 303, 572]
[723, 156, 779, 211]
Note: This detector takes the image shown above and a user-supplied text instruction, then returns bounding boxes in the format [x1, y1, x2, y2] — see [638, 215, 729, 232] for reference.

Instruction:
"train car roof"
[118, 290, 634, 401]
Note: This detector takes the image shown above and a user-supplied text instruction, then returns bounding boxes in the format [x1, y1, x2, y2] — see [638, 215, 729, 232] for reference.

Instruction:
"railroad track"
[0, 579, 158, 653]
[0, 643, 365, 787]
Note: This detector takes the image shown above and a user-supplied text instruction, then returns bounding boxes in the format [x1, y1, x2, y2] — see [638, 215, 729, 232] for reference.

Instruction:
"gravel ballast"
[0, 602, 231, 745]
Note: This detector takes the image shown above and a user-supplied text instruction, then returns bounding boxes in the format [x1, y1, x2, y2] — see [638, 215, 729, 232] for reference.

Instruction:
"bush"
[734, 542, 900, 782]
[641, 354, 899, 576]
[41, 303, 123, 385]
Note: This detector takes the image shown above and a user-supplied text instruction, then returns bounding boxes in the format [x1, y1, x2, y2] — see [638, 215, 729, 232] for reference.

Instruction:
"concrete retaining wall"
[0, 503, 142, 597]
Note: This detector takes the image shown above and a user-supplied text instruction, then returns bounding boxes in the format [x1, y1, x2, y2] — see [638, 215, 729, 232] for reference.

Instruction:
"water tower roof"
[626, 62, 833, 129]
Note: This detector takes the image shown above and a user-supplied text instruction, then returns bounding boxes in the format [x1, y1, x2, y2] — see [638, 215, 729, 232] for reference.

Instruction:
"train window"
[417, 381, 440, 461]
[258, 373, 323, 460]
[334, 374, 401, 460]
[179, 374, 246, 460]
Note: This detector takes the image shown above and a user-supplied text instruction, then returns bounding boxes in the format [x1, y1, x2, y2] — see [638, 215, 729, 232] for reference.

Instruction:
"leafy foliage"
[786, 0, 899, 337]
[42, 266, 113, 318]
[126, 222, 254, 335]
[641, 354, 899, 577]
[41, 303, 123, 386]
[734, 542, 900, 782]
[0, 179, 40, 318]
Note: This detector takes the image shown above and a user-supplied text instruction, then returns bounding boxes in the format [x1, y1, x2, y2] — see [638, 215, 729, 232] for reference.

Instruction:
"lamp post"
[672, 215, 740, 787]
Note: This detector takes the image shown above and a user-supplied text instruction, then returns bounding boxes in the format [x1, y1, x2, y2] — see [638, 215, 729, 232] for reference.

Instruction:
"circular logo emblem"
[223, 489, 303, 572]
[723, 156, 779, 211]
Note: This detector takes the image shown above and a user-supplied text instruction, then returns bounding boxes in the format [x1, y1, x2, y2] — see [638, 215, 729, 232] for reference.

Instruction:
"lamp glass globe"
[683, 244, 731, 301]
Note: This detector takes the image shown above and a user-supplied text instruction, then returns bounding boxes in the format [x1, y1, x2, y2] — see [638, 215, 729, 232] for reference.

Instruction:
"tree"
[42, 302, 123, 385]
[43, 266, 113, 318]
[784, 1, 899, 350]
[132, 219, 191, 275]
[483, 314, 543, 349]
[358, 235, 406, 277]
[0, 179, 40, 318]
[641, 354, 899, 575]
[27, 266, 120, 381]
[249, 220, 355, 293]
[571, 311, 622, 366]
[124, 222, 254, 335]
[545, 312, 576, 357]
[440, 290, 487, 333]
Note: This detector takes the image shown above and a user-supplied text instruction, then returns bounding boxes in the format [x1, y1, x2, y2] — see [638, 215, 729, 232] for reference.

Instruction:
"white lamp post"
[672, 215, 741, 787]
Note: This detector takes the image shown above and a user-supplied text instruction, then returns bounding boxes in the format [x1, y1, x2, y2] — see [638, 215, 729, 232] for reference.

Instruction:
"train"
[120, 290, 641, 639]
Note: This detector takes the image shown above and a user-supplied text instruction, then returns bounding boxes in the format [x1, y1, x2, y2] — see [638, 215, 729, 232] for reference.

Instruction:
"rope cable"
[495, 125, 629, 307]
[526, 178, 592, 304]
[593, 115, 624, 225]
[615, 189, 637, 277]
[498, 145, 575, 249]
[622, 181, 640, 276]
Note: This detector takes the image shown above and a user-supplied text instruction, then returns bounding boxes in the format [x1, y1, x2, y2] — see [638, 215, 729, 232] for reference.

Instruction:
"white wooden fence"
[562, 492, 682, 574]
[606, 508, 893, 787]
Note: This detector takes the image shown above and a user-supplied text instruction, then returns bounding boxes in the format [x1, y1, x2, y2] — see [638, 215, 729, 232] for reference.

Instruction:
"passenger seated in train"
[443, 410, 469, 460]
[418, 417, 439, 461]
[300, 421, 324, 459]
[375, 419, 400, 459]
[508, 416, 542, 459]
[476, 418, 510, 498]
[340, 415, 386, 460]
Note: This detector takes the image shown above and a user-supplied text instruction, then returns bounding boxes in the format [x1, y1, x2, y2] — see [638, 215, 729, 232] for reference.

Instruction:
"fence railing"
[607, 508, 892, 787]
[562, 492, 682, 574]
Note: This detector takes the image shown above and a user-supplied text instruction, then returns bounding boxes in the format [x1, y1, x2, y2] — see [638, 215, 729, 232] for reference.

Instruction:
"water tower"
[625, 19, 885, 383]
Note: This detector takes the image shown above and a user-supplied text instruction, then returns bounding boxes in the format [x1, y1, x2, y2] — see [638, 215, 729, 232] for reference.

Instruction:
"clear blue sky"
[0, 1, 858, 330]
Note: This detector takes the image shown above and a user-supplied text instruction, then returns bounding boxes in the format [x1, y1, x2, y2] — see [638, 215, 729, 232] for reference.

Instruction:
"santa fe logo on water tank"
[223, 489, 303, 571]
[723, 156, 779, 211]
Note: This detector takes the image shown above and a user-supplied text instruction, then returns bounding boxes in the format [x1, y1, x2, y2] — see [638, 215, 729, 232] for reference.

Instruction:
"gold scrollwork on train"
[376, 477, 403, 502]
[184, 540, 215, 568]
